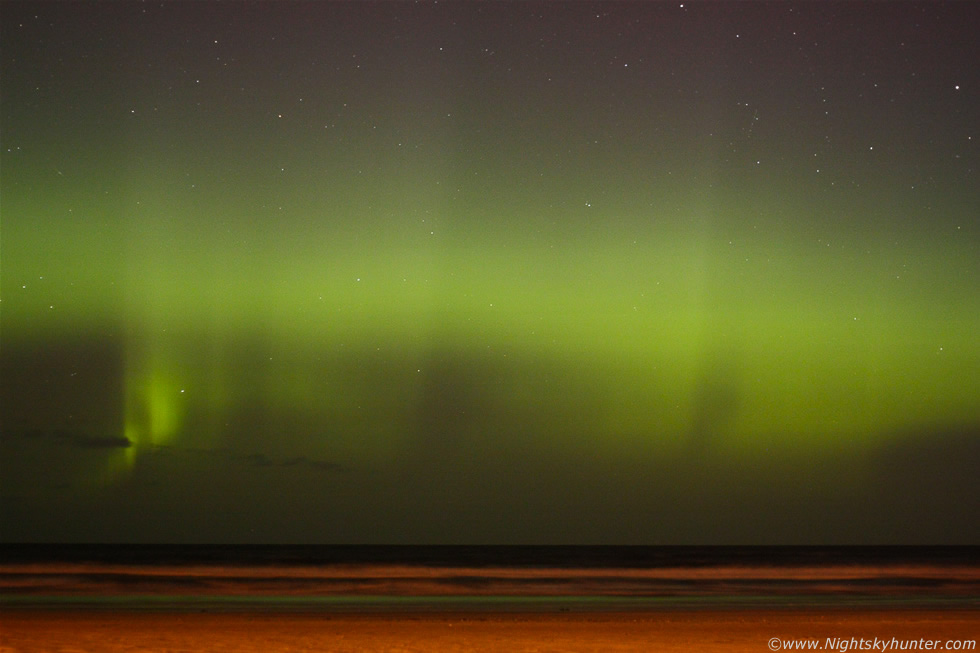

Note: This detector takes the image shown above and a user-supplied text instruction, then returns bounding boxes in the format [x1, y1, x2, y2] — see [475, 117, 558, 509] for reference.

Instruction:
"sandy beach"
[2, 608, 977, 653]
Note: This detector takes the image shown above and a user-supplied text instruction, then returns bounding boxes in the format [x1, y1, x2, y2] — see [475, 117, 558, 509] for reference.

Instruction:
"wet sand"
[1, 608, 976, 652]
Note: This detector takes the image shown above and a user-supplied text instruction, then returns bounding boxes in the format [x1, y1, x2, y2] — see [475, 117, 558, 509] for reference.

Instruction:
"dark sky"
[1, 1, 978, 544]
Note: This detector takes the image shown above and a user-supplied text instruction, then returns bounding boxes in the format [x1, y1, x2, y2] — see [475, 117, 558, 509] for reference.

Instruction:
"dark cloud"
[244, 453, 274, 467]
[6, 428, 133, 449]
[686, 354, 741, 453]
[69, 435, 132, 449]
[282, 456, 348, 473]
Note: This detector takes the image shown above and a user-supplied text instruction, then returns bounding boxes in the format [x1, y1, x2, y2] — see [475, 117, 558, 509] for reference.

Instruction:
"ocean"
[2, 545, 977, 612]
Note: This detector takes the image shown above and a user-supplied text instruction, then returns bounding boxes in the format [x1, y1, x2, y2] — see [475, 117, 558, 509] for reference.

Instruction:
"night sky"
[2, 1, 978, 544]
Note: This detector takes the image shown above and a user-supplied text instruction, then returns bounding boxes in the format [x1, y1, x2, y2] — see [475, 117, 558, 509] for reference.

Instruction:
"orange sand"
[1, 609, 977, 652]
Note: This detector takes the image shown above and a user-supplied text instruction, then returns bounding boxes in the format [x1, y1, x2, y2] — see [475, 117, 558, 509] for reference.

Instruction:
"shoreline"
[3, 593, 977, 612]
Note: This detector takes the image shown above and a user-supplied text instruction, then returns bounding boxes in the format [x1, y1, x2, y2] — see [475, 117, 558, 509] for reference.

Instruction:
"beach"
[2, 546, 976, 652]
[2, 608, 977, 653]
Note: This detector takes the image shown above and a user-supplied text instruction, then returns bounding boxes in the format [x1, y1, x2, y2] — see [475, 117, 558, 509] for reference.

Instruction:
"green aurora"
[2, 1, 978, 542]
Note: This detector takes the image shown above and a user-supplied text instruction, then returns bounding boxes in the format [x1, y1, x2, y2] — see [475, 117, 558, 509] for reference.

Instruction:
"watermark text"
[768, 637, 976, 652]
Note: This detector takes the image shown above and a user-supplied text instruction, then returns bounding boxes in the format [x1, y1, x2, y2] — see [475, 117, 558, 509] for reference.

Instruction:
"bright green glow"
[7, 202, 933, 469]
[1, 187, 975, 471]
[124, 355, 185, 449]
[5, 191, 978, 472]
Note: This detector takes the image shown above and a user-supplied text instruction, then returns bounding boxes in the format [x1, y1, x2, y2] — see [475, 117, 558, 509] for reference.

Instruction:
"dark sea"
[1, 545, 977, 612]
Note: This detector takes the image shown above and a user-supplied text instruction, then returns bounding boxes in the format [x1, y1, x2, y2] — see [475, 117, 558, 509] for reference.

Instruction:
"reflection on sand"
[1, 609, 977, 653]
